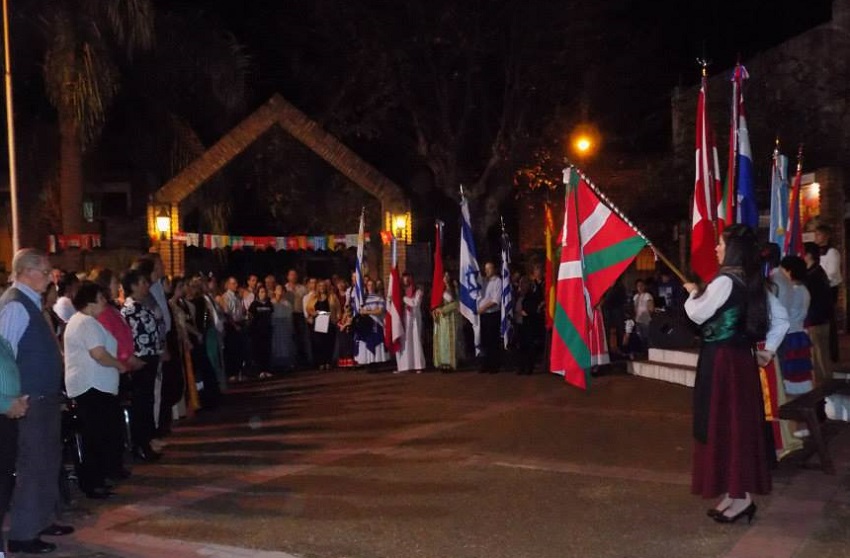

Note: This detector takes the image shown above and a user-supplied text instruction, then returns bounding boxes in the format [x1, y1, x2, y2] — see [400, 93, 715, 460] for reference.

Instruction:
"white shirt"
[149, 279, 172, 333]
[784, 283, 811, 334]
[684, 275, 789, 352]
[820, 247, 842, 287]
[633, 292, 653, 324]
[53, 297, 76, 323]
[63, 313, 119, 398]
[479, 276, 502, 314]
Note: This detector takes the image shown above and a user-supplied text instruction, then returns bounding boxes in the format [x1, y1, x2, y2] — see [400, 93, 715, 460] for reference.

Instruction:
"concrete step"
[647, 348, 699, 368]
[629, 360, 696, 388]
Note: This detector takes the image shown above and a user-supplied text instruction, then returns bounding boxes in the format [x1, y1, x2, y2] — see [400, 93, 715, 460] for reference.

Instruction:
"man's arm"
[0, 301, 30, 358]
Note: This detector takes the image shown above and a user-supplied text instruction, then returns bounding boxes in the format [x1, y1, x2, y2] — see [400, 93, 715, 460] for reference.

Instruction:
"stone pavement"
[14, 366, 850, 558]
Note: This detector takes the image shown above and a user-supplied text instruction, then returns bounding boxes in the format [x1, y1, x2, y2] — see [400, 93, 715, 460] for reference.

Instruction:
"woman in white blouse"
[64, 282, 128, 499]
[683, 225, 789, 525]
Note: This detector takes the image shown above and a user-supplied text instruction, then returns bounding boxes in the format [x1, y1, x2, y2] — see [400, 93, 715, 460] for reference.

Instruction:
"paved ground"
[18, 364, 850, 558]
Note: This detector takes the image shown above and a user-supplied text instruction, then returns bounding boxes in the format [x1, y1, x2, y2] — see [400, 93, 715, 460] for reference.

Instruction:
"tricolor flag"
[384, 238, 404, 353]
[500, 222, 513, 349]
[550, 169, 592, 389]
[354, 208, 365, 314]
[691, 73, 722, 282]
[430, 221, 445, 311]
[459, 192, 482, 354]
[785, 150, 804, 257]
[733, 65, 758, 229]
[768, 149, 790, 254]
[550, 168, 646, 390]
[575, 171, 648, 308]
[544, 203, 556, 329]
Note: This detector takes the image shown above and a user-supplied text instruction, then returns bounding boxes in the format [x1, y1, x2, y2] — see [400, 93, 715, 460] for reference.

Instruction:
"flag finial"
[797, 144, 804, 172]
[696, 58, 711, 77]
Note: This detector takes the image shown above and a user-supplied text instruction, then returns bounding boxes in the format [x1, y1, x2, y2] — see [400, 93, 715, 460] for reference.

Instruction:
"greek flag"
[354, 209, 365, 313]
[459, 192, 482, 354]
[500, 225, 513, 349]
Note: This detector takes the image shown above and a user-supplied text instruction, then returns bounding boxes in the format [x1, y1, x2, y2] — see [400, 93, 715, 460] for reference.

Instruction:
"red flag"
[550, 170, 592, 390]
[544, 203, 555, 329]
[691, 74, 721, 282]
[384, 241, 404, 352]
[785, 151, 804, 257]
[430, 221, 445, 310]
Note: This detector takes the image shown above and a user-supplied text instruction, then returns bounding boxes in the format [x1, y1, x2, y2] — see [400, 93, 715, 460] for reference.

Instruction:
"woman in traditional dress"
[683, 225, 788, 524]
[395, 272, 425, 373]
[169, 277, 201, 416]
[306, 280, 340, 370]
[270, 284, 295, 372]
[432, 271, 459, 371]
[354, 279, 390, 367]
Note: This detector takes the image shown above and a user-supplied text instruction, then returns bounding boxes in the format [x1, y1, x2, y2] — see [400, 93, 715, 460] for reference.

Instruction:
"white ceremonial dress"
[396, 288, 426, 372]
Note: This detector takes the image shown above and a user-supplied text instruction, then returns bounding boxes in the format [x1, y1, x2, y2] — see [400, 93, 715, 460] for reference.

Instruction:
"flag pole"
[2, 0, 20, 253]
[563, 160, 689, 284]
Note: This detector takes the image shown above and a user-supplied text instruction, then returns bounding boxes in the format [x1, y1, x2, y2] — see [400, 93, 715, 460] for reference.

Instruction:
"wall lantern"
[155, 206, 171, 240]
[385, 211, 412, 244]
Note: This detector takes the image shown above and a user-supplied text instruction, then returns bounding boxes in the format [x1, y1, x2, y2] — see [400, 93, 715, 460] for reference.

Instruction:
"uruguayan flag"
[459, 193, 482, 354]
[354, 209, 365, 314]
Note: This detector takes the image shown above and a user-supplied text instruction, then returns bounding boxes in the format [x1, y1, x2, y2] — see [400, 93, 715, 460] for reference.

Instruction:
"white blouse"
[684, 275, 789, 352]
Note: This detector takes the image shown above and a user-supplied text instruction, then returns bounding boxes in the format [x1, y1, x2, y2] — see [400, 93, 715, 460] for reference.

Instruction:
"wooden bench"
[778, 378, 850, 474]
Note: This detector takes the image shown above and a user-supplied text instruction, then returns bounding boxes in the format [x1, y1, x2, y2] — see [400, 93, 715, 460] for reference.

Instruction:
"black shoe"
[39, 524, 75, 537]
[8, 537, 57, 553]
[133, 445, 162, 462]
[713, 502, 757, 524]
[706, 507, 727, 519]
[107, 468, 132, 481]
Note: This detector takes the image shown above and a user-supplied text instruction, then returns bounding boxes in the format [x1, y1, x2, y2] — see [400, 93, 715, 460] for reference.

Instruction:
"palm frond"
[86, 0, 155, 55]
[44, 13, 120, 149]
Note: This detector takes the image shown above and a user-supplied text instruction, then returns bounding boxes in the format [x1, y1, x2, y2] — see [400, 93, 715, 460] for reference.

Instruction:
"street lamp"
[568, 123, 600, 163]
[385, 211, 411, 244]
[155, 206, 170, 241]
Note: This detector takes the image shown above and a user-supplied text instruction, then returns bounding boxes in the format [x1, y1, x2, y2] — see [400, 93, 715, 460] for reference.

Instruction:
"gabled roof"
[154, 94, 406, 209]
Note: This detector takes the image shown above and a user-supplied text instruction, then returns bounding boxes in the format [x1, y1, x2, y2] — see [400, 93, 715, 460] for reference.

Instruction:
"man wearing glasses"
[0, 249, 72, 554]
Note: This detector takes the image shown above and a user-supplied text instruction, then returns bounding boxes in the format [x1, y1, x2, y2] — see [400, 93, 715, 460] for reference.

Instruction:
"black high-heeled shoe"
[706, 506, 729, 518]
[713, 502, 757, 524]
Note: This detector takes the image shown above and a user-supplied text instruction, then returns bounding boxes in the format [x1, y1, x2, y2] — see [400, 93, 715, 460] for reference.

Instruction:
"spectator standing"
[633, 279, 655, 351]
[120, 270, 163, 462]
[285, 270, 308, 367]
[248, 285, 274, 378]
[814, 224, 842, 362]
[0, 249, 72, 554]
[52, 272, 79, 324]
[221, 277, 248, 381]
[64, 282, 128, 499]
[306, 280, 339, 370]
[300, 277, 317, 368]
[803, 242, 833, 385]
[270, 284, 295, 372]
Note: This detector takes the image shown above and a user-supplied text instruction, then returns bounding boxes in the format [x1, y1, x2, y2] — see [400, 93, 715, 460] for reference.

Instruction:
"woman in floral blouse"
[120, 269, 162, 462]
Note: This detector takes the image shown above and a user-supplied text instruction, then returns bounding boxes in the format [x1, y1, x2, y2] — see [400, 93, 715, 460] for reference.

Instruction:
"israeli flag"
[459, 193, 482, 354]
[500, 227, 513, 349]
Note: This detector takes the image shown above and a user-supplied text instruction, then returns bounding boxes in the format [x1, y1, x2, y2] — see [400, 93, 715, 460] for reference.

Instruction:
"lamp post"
[568, 123, 600, 168]
[2, 0, 19, 253]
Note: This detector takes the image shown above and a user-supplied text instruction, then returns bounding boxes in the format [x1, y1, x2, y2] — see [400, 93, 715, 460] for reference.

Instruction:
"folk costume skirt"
[692, 341, 771, 499]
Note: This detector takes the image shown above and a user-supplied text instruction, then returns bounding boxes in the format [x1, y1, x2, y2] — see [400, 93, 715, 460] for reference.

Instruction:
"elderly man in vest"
[0, 249, 72, 554]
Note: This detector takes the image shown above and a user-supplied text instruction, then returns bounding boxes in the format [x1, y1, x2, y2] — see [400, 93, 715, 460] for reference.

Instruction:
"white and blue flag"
[459, 191, 482, 354]
[500, 222, 513, 349]
[353, 208, 365, 314]
[768, 151, 790, 254]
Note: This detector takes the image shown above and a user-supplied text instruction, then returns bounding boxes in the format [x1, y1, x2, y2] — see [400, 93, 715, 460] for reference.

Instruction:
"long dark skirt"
[692, 342, 771, 499]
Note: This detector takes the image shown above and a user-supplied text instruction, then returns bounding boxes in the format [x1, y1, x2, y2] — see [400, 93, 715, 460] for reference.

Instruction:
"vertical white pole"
[2, 0, 19, 253]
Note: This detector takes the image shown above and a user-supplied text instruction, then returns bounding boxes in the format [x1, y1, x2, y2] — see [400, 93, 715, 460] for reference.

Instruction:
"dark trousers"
[224, 323, 247, 376]
[518, 321, 544, 374]
[0, 416, 17, 545]
[191, 342, 220, 409]
[131, 357, 159, 450]
[75, 389, 123, 492]
[480, 312, 502, 373]
[9, 396, 61, 540]
[293, 313, 312, 367]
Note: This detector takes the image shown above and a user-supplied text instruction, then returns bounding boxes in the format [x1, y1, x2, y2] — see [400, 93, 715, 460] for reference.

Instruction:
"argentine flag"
[769, 152, 790, 254]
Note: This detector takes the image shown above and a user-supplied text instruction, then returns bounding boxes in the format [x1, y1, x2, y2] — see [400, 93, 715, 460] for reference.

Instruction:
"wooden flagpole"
[563, 160, 690, 284]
